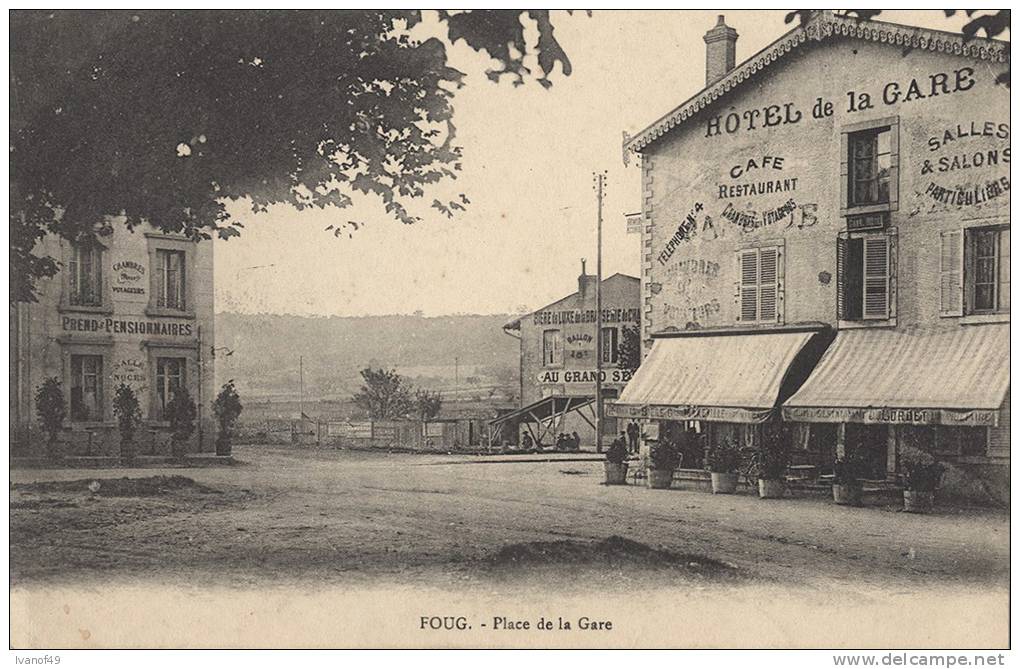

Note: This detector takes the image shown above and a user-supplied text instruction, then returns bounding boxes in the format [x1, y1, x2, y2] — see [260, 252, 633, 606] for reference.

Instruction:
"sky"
[213, 10, 985, 318]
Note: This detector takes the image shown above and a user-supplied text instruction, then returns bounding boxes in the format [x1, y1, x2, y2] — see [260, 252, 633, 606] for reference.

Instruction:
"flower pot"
[903, 490, 935, 513]
[711, 471, 739, 494]
[832, 483, 863, 506]
[604, 462, 628, 485]
[757, 478, 785, 499]
[647, 469, 674, 489]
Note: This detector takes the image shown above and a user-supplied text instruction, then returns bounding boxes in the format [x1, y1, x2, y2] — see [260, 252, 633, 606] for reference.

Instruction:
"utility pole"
[455, 356, 459, 389]
[594, 171, 606, 453]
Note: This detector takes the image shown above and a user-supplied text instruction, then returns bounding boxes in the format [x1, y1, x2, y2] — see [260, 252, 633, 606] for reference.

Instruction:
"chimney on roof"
[578, 258, 596, 298]
[703, 15, 738, 87]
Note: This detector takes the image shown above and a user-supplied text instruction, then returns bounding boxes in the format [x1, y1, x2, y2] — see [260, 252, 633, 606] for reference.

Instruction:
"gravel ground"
[9, 445, 1009, 647]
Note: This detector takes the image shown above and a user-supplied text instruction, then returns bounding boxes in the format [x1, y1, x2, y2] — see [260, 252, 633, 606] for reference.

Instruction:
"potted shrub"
[903, 460, 945, 513]
[603, 438, 629, 485]
[647, 441, 680, 489]
[112, 384, 142, 465]
[164, 387, 197, 461]
[35, 377, 66, 461]
[831, 454, 869, 506]
[705, 438, 741, 494]
[754, 437, 790, 499]
[212, 380, 243, 456]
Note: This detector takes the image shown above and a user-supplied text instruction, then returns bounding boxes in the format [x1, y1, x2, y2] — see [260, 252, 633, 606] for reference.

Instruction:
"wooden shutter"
[738, 249, 758, 322]
[759, 247, 779, 322]
[836, 236, 847, 320]
[863, 236, 889, 319]
[839, 132, 849, 212]
[999, 228, 1010, 313]
[939, 229, 964, 317]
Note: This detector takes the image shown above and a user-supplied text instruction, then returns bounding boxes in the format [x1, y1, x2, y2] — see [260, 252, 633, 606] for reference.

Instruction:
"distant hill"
[213, 312, 520, 400]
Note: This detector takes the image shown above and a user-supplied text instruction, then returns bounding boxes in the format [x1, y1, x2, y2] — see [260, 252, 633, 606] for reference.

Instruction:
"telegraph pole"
[299, 355, 305, 418]
[594, 171, 606, 453]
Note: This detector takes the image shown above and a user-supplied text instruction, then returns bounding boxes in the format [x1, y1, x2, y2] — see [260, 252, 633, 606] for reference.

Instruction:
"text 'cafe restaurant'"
[607, 323, 1009, 504]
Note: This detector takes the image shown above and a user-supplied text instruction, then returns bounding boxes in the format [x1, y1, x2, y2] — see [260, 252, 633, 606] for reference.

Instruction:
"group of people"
[554, 432, 582, 451]
[610, 421, 642, 456]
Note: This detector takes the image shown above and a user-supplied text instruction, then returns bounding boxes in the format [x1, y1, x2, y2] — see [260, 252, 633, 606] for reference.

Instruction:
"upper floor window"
[156, 249, 186, 311]
[838, 232, 895, 322]
[68, 243, 103, 307]
[542, 329, 562, 367]
[70, 354, 103, 421]
[940, 226, 1010, 317]
[601, 327, 618, 364]
[736, 246, 782, 324]
[848, 127, 892, 207]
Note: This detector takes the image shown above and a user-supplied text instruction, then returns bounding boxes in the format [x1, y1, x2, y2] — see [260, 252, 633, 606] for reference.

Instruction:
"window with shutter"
[836, 236, 847, 320]
[939, 230, 963, 317]
[759, 248, 778, 322]
[863, 237, 889, 319]
[739, 249, 758, 322]
[736, 247, 782, 324]
[963, 225, 1010, 315]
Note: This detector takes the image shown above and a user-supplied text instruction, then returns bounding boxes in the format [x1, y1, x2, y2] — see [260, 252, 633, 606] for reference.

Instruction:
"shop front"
[782, 325, 1009, 501]
[608, 325, 833, 469]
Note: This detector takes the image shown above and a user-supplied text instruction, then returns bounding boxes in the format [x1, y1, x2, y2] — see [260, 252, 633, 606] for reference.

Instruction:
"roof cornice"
[625, 12, 1010, 154]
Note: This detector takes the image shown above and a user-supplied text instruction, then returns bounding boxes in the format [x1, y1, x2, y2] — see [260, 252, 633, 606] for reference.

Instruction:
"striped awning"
[783, 325, 1009, 426]
[611, 330, 818, 423]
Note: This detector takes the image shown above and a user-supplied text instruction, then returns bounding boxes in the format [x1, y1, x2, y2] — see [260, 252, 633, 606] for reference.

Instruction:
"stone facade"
[10, 222, 216, 456]
[628, 13, 1009, 502]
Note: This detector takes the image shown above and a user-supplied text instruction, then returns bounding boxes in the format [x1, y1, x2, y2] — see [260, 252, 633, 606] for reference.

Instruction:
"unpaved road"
[9, 446, 1010, 648]
[11, 446, 1007, 588]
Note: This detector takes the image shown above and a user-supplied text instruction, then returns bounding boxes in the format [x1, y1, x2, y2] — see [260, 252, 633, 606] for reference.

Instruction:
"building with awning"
[783, 325, 1009, 483]
[498, 262, 640, 449]
[608, 324, 833, 464]
[621, 12, 1008, 502]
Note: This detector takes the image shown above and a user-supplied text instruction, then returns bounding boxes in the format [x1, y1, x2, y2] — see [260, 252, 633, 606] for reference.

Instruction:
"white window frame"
[542, 329, 562, 367]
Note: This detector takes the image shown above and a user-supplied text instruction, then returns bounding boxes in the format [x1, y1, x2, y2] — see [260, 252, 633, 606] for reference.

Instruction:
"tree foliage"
[414, 388, 443, 422]
[34, 377, 66, 452]
[112, 383, 142, 445]
[213, 380, 244, 454]
[10, 10, 579, 302]
[165, 386, 198, 450]
[616, 324, 642, 371]
[353, 367, 413, 420]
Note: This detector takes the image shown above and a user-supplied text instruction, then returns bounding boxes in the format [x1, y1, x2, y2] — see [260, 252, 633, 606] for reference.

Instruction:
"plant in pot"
[112, 384, 142, 465]
[754, 438, 790, 499]
[647, 440, 680, 489]
[831, 453, 869, 506]
[212, 380, 243, 456]
[164, 387, 197, 461]
[705, 438, 741, 494]
[902, 460, 945, 513]
[35, 377, 66, 461]
[603, 438, 629, 485]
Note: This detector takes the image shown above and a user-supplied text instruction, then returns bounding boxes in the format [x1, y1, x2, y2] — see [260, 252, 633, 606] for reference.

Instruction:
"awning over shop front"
[783, 325, 1009, 426]
[610, 329, 820, 423]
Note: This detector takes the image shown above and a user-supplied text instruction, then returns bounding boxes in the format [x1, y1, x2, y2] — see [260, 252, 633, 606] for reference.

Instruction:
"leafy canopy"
[10, 10, 578, 302]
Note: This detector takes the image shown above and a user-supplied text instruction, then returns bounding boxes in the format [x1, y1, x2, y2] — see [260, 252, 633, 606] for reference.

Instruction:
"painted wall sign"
[718, 156, 799, 199]
[606, 402, 772, 423]
[533, 308, 640, 326]
[656, 202, 705, 265]
[112, 260, 146, 295]
[537, 369, 634, 385]
[706, 67, 978, 138]
[112, 359, 147, 385]
[565, 333, 593, 345]
[61, 316, 194, 337]
[783, 406, 998, 427]
[923, 177, 1010, 206]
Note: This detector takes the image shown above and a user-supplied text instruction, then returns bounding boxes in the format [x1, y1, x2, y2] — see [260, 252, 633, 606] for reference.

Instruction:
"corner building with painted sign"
[10, 221, 216, 457]
[490, 264, 640, 449]
[616, 12, 1009, 503]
